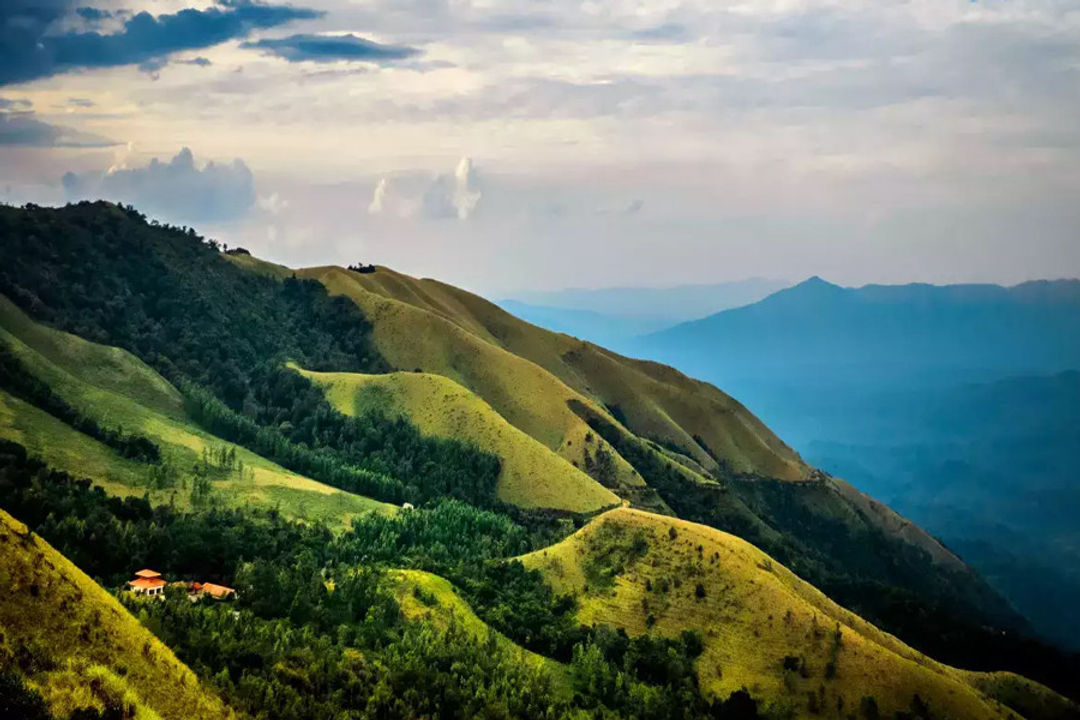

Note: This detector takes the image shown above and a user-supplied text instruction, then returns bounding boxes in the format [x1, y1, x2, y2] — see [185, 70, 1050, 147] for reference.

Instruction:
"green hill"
[523, 507, 1077, 720]
[298, 366, 619, 512]
[0, 294, 395, 527]
[302, 264, 806, 481]
[0, 507, 233, 720]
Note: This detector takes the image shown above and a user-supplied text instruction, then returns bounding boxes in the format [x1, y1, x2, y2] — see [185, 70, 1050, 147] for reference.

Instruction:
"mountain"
[497, 278, 792, 346]
[802, 370, 1080, 651]
[0, 202, 1077, 717]
[508, 278, 792, 321]
[638, 276, 1080, 388]
[629, 277, 1080, 652]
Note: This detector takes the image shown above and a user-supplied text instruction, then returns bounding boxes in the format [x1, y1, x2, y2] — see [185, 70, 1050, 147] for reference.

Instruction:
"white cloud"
[368, 156, 483, 220]
[62, 147, 256, 225]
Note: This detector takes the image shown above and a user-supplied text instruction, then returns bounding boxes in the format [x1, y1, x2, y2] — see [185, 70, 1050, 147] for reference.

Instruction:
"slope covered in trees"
[0, 202, 506, 510]
[0, 294, 394, 524]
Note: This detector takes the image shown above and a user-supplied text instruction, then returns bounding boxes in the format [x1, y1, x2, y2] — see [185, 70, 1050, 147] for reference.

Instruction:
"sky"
[2, 0, 1079, 296]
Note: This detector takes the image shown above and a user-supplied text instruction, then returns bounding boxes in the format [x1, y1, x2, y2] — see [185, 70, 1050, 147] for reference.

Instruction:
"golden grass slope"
[0, 295, 394, 527]
[0, 508, 234, 720]
[521, 507, 1075, 720]
[300, 266, 655, 505]
[298, 366, 619, 513]
[305, 265, 806, 481]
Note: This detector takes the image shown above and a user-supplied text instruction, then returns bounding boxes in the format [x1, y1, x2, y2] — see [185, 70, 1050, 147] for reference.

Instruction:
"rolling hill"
[0, 294, 395, 527]
[523, 508, 1078, 720]
[297, 365, 619, 513]
[301, 264, 807, 482]
[0, 507, 233, 720]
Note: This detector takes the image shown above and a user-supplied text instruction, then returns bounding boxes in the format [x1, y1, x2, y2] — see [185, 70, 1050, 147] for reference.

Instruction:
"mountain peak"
[800, 275, 839, 288]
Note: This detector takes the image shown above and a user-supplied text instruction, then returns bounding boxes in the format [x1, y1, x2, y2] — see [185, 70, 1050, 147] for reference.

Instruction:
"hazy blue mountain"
[505, 277, 791, 323]
[636, 276, 1080, 389]
[802, 371, 1080, 650]
[628, 278, 1080, 650]
[495, 300, 674, 346]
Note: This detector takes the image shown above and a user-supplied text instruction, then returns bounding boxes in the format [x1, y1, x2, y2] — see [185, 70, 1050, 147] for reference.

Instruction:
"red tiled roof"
[134, 569, 162, 579]
[128, 577, 166, 590]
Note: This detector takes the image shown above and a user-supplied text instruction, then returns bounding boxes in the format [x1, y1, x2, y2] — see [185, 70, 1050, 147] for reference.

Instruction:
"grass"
[521, 507, 1072, 720]
[298, 365, 619, 513]
[302, 264, 807, 482]
[0, 295, 395, 528]
[300, 266, 651, 499]
[0, 508, 234, 720]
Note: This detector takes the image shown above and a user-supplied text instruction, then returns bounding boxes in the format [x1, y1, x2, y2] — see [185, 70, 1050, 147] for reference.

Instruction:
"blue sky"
[2, 0, 1079, 294]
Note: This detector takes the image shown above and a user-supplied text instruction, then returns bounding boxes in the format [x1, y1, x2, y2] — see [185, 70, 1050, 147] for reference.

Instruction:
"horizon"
[3, 1, 1080, 295]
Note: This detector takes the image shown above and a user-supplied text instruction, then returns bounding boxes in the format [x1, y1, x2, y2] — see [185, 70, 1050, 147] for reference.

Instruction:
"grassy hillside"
[298, 266, 658, 507]
[522, 508, 1076, 720]
[298, 366, 619, 513]
[303, 265, 806, 481]
[0, 508, 233, 720]
[0, 295, 394, 527]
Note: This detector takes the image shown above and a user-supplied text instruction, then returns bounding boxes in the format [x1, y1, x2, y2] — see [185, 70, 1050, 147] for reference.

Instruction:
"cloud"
[0, 0, 321, 86]
[62, 147, 255, 224]
[0, 103, 117, 147]
[368, 157, 482, 221]
[242, 33, 420, 63]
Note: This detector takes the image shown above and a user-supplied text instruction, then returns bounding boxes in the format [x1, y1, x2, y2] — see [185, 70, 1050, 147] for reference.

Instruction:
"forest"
[0, 439, 761, 720]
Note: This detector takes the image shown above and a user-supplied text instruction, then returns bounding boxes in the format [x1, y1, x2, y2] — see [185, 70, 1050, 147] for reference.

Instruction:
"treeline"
[0, 441, 761, 719]
[0, 342, 160, 464]
[0, 202, 502, 507]
[181, 368, 500, 507]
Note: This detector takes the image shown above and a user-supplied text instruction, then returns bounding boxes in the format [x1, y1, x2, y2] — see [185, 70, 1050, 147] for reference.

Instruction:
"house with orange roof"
[127, 569, 166, 597]
[190, 581, 237, 600]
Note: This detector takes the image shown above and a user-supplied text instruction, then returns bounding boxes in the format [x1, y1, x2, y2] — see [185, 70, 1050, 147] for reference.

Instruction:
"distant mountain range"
[499, 277, 791, 343]
[635, 276, 1080, 388]
[620, 276, 1080, 651]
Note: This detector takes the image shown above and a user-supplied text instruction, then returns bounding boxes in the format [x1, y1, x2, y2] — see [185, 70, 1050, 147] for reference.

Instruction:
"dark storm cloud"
[242, 33, 420, 63]
[0, 0, 321, 86]
[63, 147, 256, 224]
